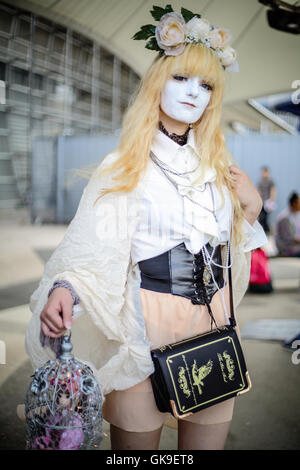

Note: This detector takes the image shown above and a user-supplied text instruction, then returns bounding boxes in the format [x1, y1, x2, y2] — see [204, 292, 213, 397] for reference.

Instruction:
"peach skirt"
[102, 286, 239, 432]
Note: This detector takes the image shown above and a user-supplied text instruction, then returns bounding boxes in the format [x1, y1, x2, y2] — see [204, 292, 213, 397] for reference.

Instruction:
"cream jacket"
[25, 151, 252, 403]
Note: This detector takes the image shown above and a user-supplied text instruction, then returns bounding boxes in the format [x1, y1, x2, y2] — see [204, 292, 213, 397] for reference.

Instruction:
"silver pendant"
[203, 265, 211, 286]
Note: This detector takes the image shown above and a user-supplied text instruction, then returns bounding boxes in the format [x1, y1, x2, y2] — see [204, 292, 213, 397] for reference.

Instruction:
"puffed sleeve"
[25, 151, 154, 400]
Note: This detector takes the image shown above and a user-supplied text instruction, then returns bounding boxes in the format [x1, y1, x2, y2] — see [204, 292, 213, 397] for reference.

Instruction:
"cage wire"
[25, 329, 103, 450]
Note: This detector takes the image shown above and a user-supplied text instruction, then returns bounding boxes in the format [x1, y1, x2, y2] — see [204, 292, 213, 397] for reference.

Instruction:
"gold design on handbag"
[217, 353, 227, 383]
[181, 355, 197, 404]
[223, 351, 235, 380]
[217, 350, 235, 383]
[191, 359, 213, 395]
[203, 265, 211, 285]
[178, 366, 191, 398]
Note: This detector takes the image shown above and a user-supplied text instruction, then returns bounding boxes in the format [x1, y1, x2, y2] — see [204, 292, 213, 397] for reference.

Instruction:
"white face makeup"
[160, 74, 213, 124]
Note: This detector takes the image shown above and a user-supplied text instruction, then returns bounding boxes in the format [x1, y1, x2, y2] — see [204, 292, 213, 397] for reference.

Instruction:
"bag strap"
[202, 243, 236, 330]
[207, 183, 236, 328]
[227, 245, 236, 328]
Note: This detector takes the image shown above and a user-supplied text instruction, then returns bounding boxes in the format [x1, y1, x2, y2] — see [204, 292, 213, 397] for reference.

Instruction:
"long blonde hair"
[82, 43, 243, 244]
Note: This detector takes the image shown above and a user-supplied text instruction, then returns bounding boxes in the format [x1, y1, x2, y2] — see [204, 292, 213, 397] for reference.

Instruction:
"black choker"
[159, 121, 190, 146]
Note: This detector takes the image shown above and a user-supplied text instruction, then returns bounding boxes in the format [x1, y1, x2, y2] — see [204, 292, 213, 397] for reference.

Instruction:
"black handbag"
[149, 251, 252, 419]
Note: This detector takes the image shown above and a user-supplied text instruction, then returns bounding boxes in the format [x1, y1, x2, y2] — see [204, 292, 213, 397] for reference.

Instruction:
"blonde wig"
[79, 43, 244, 244]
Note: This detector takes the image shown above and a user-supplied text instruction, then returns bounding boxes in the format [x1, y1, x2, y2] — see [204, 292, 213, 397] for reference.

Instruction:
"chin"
[171, 115, 193, 124]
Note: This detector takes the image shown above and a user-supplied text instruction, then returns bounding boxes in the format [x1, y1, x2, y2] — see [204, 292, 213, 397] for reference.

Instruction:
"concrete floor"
[0, 207, 300, 450]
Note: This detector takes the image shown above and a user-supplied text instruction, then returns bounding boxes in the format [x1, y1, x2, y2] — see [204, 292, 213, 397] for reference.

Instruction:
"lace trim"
[159, 121, 190, 146]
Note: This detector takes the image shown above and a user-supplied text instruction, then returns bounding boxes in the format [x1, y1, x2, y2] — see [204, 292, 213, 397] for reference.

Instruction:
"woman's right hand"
[40, 287, 73, 339]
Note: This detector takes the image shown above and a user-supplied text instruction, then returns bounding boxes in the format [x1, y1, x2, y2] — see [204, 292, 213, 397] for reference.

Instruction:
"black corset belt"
[138, 242, 224, 306]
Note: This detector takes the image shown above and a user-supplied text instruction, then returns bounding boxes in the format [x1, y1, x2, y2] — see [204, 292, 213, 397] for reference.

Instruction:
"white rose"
[218, 46, 237, 67]
[208, 27, 232, 49]
[155, 12, 186, 56]
[185, 17, 211, 41]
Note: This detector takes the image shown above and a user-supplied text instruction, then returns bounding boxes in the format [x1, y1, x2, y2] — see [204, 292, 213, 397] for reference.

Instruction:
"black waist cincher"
[138, 242, 225, 320]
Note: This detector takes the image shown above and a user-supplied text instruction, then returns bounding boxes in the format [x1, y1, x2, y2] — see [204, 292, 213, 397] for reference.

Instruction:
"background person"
[275, 191, 300, 257]
[257, 166, 276, 234]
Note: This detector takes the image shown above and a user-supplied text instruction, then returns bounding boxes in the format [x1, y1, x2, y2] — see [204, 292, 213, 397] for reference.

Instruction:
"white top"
[131, 129, 267, 264]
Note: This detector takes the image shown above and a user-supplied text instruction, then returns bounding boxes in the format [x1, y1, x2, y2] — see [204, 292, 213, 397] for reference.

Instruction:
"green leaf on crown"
[145, 36, 161, 52]
[181, 7, 201, 23]
[150, 4, 174, 21]
[132, 24, 156, 40]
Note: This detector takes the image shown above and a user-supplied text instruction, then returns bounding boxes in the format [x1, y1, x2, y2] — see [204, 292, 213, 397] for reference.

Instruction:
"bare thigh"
[178, 420, 231, 450]
[110, 423, 164, 450]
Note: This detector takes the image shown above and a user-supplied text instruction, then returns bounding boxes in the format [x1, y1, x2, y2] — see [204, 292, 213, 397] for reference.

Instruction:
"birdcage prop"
[25, 330, 103, 450]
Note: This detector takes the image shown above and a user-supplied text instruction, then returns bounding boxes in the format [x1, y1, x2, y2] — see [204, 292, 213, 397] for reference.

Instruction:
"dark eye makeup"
[201, 83, 213, 91]
[172, 75, 213, 91]
[172, 74, 188, 81]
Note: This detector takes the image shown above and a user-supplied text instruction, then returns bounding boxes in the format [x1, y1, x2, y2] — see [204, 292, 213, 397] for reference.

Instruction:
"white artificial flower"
[155, 12, 186, 56]
[208, 27, 232, 49]
[185, 17, 211, 41]
[218, 46, 237, 67]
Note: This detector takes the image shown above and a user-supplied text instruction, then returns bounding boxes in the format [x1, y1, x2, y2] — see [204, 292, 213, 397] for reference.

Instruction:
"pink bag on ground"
[249, 248, 273, 293]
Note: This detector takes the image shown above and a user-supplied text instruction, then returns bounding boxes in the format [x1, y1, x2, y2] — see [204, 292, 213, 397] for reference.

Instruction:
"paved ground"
[0, 207, 300, 450]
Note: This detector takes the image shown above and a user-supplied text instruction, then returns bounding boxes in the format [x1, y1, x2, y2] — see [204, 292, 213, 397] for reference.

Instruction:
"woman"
[26, 7, 267, 450]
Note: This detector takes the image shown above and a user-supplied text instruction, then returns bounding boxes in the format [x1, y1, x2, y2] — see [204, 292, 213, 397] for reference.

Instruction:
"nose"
[186, 78, 199, 98]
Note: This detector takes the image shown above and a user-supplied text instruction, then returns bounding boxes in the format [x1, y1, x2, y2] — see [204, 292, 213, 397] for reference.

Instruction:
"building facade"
[0, 1, 140, 208]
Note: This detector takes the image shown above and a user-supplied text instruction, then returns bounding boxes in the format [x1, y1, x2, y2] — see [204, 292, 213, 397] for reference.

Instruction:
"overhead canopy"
[6, 0, 300, 132]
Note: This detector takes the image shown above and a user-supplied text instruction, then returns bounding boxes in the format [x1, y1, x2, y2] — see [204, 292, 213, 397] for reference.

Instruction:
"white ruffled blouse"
[131, 129, 267, 264]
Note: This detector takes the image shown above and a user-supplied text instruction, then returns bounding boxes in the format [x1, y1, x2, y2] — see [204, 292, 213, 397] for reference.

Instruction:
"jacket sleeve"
[230, 244, 251, 309]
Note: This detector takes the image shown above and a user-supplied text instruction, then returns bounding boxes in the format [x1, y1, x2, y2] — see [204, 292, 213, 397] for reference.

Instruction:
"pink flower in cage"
[33, 435, 53, 450]
[58, 415, 84, 450]
[43, 411, 84, 450]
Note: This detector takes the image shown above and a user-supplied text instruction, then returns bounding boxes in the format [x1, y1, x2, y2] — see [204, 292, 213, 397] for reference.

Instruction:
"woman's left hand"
[229, 165, 263, 225]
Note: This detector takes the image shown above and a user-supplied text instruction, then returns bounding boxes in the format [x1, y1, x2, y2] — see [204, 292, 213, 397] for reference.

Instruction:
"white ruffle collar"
[150, 129, 217, 187]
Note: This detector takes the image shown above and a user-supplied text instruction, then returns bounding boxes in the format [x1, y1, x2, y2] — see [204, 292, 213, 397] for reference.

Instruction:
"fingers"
[40, 305, 67, 337]
[60, 300, 73, 329]
[41, 317, 64, 336]
[41, 321, 49, 337]
[229, 165, 242, 175]
[229, 166, 240, 185]
[41, 321, 65, 339]
[40, 292, 73, 339]
[42, 306, 65, 332]
[229, 165, 249, 188]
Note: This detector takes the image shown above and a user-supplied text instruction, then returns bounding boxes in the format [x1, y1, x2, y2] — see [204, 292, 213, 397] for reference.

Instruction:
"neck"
[159, 109, 190, 135]
[159, 121, 190, 146]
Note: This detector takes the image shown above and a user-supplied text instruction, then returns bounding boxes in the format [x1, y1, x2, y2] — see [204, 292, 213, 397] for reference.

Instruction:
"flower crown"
[133, 4, 238, 72]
